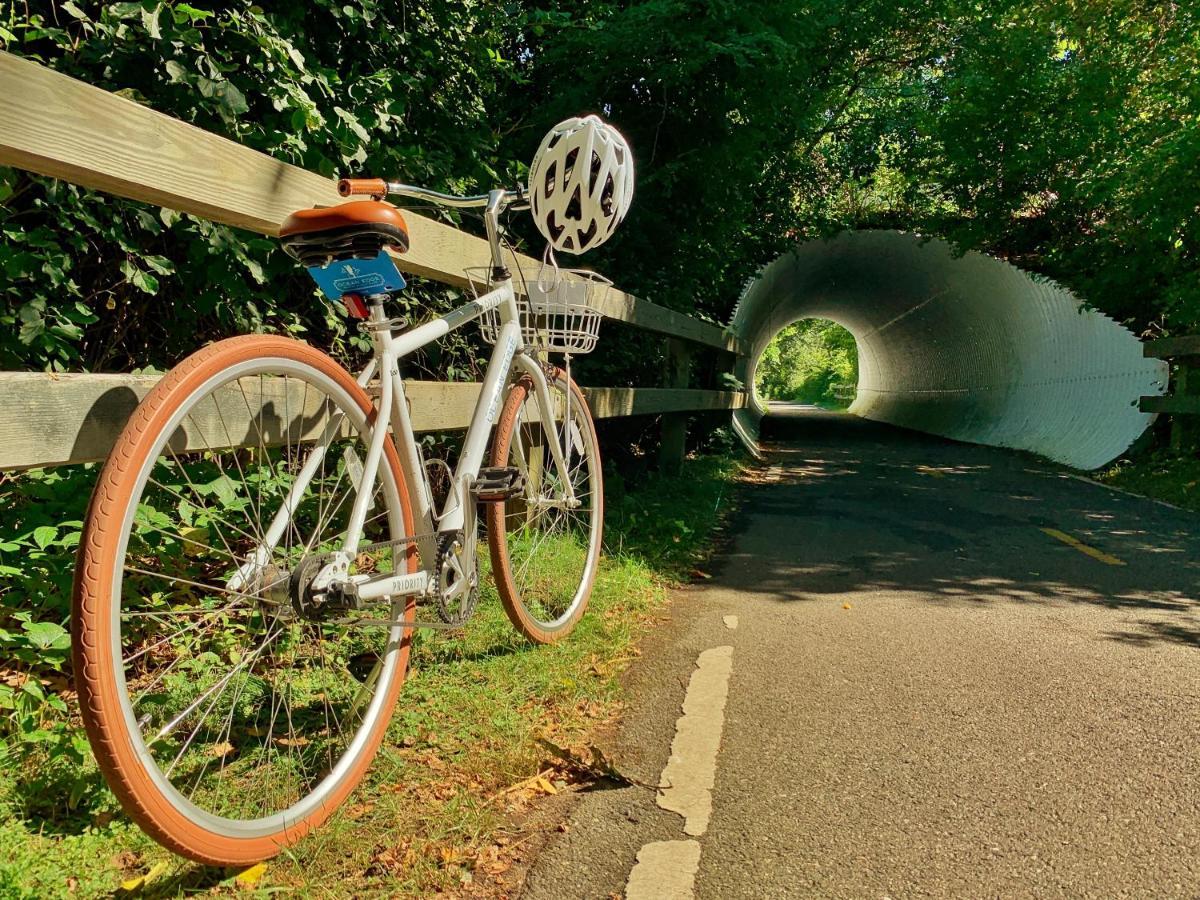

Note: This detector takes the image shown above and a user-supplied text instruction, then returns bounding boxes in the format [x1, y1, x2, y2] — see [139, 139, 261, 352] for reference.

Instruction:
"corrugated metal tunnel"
[731, 231, 1168, 470]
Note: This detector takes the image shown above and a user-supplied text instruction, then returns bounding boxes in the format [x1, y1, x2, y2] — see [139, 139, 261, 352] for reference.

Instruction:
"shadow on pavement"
[722, 407, 1200, 650]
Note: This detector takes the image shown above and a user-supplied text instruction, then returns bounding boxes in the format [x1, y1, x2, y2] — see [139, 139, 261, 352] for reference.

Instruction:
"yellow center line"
[1039, 527, 1126, 566]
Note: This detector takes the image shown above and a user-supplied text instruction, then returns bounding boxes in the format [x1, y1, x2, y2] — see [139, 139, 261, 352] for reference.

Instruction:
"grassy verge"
[0, 450, 744, 898]
[1097, 448, 1200, 512]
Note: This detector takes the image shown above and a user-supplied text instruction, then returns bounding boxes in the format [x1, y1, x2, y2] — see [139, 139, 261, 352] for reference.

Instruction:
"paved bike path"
[521, 410, 1200, 898]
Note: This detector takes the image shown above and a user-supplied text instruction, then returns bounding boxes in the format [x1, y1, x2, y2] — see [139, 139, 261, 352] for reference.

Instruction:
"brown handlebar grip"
[337, 178, 388, 197]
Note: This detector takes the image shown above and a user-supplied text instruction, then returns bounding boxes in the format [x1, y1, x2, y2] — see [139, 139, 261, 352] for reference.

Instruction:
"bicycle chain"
[291, 528, 484, 630]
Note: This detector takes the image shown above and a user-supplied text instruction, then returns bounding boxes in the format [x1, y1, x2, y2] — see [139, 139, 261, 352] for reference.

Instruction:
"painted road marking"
[1039, 527, 1126, 566]
[723, 615, 738, 630]
[625, 644, 735, 899]
[624, 840, 701, 900]
[657, 645, 734, 836]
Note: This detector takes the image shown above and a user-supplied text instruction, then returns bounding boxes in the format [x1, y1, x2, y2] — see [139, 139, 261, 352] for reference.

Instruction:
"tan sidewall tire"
[486, 370, 603, 644]
[72, 335, 416, 865]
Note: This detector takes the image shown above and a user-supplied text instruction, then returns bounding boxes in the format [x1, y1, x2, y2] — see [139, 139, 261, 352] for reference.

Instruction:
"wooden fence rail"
[1141, 336, 1200, 448]
[0, 51, 748, 472]
[0, 373, 745, 471]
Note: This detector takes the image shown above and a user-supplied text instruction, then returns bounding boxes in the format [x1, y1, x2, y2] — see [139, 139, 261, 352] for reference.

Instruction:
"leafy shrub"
[0, 1, 526, 375]
[0, 467, 100, 817]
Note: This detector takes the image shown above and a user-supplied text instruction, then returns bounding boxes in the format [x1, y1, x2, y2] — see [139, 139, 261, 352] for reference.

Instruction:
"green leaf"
[32, 525, 57, 549]
[141, 5, 162, 39]
[109, 2, 144, 18]
[164, 59, 188, 83]
[143, 254, 176, 275]
[173, 4, 213, 23]
[334, 106, 371, 144]
[22, 620, 70, 652]
[215, 80, 249, 116]
[122, 260, 160, 295]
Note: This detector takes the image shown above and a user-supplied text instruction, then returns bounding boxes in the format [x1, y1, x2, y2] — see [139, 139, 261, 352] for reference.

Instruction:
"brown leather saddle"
[279, 200, 410, 267]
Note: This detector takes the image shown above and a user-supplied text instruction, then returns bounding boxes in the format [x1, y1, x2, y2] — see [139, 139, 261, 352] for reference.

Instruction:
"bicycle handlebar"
[337, 178, 527, 212]
[337, 178, 388, 198]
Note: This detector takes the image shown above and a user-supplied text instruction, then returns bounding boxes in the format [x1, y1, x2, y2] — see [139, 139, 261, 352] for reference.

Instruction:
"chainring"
[431, 530, 479, 626]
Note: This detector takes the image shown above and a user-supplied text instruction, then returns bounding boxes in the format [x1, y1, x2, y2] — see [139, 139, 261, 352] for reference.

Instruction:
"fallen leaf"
[842, 603, 852, 610]
[535, 738, 656, 789]
[121, 860, 169, 892]
[534, 776, 557, 795]
[234, 862, 268, 887]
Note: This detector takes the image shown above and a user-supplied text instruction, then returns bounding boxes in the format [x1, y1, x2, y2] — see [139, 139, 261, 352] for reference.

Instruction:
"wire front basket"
[467, 264, 610, 355]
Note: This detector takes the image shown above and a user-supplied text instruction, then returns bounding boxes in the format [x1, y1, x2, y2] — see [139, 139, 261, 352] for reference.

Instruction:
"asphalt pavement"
[521, 409, 1200, 899]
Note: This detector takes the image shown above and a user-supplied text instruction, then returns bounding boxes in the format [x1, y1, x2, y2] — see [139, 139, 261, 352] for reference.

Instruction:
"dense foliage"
[755, 318, 858, 407]
[0, 0, 522, 374]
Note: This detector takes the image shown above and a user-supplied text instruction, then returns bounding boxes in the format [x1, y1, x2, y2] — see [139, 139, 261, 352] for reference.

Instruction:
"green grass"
[1098, 448, 1200, 512]
[0, 450, 744, 898]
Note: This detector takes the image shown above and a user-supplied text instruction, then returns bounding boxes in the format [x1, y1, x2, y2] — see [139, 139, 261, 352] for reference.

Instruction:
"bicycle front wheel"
[487, 367, 603, 643]
[73, 335, 415, 865]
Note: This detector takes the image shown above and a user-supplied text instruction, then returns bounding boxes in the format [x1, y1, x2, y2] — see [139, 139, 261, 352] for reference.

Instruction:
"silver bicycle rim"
[109, 356, 407, 838]
[500, 375, 602, 632]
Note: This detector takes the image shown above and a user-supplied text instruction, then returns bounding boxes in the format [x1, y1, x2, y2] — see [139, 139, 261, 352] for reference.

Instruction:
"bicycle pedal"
[472, 466, 526, 501]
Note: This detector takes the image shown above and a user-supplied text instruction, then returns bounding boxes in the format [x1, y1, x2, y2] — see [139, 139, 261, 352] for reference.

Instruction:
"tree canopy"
[1, 0, 1197, 376]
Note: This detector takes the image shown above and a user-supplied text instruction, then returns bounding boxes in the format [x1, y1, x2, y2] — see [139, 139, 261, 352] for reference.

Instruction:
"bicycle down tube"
[228, 276, 577, 605]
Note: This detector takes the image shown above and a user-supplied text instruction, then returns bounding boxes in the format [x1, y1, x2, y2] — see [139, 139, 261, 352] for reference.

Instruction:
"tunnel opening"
[731, 231, 1168, 470]
[753, 318, 859, 411]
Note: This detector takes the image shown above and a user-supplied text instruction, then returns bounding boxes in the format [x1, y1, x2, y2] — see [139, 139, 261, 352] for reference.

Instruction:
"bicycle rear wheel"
[487, 368, 603, 643]
[73, 335, 415, 865]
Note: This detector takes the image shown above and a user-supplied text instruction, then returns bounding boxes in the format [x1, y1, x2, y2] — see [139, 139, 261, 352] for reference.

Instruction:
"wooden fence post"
[1170, 361, 1198, 450]
[659, 337, 692, 473]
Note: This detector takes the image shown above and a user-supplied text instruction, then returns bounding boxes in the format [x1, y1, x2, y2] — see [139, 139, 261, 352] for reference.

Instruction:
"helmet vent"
[566, 184, 583, 221]
[600, 176, 615, 216]
[578, 219, 598, 248]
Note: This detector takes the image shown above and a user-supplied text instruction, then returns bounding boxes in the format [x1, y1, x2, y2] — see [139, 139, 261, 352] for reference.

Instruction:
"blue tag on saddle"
[306, 252, 406, 300]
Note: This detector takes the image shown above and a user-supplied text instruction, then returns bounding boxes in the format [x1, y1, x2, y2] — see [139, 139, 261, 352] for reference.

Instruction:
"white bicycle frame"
[230, 187, 577, 607]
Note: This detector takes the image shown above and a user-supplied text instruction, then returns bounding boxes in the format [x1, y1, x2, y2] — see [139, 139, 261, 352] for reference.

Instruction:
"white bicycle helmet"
[528, 114, 634, 254]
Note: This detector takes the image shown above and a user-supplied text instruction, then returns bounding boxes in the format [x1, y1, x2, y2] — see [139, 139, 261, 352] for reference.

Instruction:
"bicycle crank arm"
[346, 569, 433, 603]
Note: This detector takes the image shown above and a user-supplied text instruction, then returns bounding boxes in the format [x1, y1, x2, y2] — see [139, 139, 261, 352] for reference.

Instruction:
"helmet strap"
[538, 244, 562, 294]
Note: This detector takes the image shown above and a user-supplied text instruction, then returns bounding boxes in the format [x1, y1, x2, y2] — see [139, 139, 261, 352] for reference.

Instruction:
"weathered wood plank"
[0, 51, 744, 353]
[1143, 336, 1200, 359]
[1139, 395, 1200, 415]
[584, 387, 744, 419]
[0, 372, 745, 470]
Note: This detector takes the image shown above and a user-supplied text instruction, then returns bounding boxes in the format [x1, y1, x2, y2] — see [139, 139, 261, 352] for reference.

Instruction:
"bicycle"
[70, 114, 634, 864]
